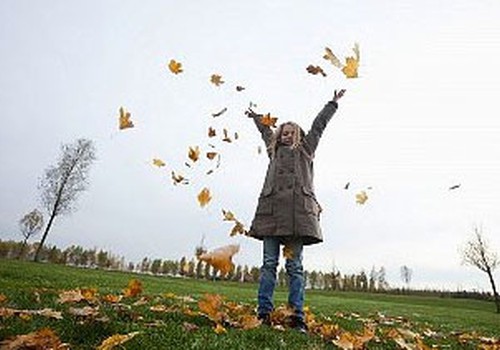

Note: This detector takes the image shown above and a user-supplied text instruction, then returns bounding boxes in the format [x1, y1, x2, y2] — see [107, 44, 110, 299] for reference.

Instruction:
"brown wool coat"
[248, 100, 338, 245]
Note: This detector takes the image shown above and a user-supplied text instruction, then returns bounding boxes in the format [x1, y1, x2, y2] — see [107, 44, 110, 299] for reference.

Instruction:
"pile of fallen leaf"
[1, 282, 499, 349]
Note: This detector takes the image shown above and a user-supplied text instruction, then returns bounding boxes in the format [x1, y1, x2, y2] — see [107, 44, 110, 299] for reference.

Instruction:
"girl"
[246, 89, 346, 332]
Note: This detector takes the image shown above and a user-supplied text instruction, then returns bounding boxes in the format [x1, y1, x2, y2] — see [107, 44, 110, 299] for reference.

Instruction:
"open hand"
[332, 89, 346, 102]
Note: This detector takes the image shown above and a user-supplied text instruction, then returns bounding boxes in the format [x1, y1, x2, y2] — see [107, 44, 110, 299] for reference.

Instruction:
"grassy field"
[0, 259, 498, 349]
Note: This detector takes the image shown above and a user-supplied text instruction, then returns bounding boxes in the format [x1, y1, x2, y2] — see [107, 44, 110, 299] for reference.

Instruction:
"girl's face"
[280, 124, 295, 146]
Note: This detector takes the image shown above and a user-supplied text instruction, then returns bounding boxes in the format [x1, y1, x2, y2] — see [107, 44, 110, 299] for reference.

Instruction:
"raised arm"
[304, 89, 346, 153]
[245, 108, 273, 148]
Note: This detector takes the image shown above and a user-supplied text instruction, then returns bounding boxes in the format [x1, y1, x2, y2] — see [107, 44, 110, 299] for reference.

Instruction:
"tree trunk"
[17, 239, 28, 259]
[486, 268, 500, 313]
[33, 211, 57, 262]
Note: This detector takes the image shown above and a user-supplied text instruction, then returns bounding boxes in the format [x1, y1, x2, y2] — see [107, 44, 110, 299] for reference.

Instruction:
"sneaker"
[257, 313, 271, 326]
[290, 315, 307, 334]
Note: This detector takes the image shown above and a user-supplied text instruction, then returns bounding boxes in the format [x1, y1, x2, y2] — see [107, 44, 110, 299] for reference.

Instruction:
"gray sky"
[1, 0, 500, 291]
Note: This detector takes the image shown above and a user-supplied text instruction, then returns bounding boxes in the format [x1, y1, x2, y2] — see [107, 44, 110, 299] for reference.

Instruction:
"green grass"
[0, 259, 498, 349]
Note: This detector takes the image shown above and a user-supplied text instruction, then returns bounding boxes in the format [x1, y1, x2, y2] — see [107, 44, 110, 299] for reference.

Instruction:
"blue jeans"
[257, 237, 305, 320]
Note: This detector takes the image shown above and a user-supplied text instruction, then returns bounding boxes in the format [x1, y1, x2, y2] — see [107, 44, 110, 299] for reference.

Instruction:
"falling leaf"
[344, 182, 350, 190]
[171, 171, 189, 185]
[260, 113, 278, 128]
[153, 159, 166, 167]
[306, 65, 327, 77]
[118, 107, 134, 130]
[197, 187, 212, 208]
[210, 74, 224, 86]
[323, 44, 360, 78]
[449, 184, 461, 190]
[198, 244, 240, 276]
[222, 128, 232, 143]
[212, 107, 228, 118]
[206, 169, 214, 175]
[282, 245, 294, 259]
[123, 279, 143, 298]
[168, 59, 183, 74]
[234, 132, 239, 140]
[230, 221, 247, 236]
[222, 209, 236, 221]
[257, 146, 262, 154]
[188, 146, 200, 163]
[97, 332, 140, 350]
[207, 152, 218, 160]
[208, 127, 217, 137]
[236, 86, 245, 91]
[355, 190, 368, 205]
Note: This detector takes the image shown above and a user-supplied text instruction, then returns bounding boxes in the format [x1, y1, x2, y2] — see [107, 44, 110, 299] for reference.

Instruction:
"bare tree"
[34, 138, 96, 262]
[461, 226, 500, 313]
[18, 209, 44, 259]
[400, 265, 413, 291]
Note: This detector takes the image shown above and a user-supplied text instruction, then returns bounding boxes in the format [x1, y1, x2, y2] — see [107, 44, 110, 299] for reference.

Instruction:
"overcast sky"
[1, 0, 500, 291]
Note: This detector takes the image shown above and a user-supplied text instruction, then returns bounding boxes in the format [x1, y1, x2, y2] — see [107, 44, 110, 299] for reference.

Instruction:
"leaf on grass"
[123, 279, 143, 298]
[171, 171, 189, 185]
[198, 294, 225, 322]
[198, 244, 240, 276]
[97, 332, 140, 350]
[0, 328, 66, 350]
[260, 113, 278, 128]
[183, 322, 199, 332]
[188, 146, 200, 163]
[118, 107, 134, 130]
[208, 127, 217, 137]
[102, 294, 123, 303]
[214, 323, 227, 334]
[68, 306, 99, 318]
[239, 315, 261, 330]
[153, 159, 166, 167]
[306, 65, 327, 77]
[0, 294, 7, 303]
[210, 74, 224, 86]
[212, 107, 228, 118]
[355, 190, 368, 205]
[57, 289, 85, 304]
[168, 59, 183, 74]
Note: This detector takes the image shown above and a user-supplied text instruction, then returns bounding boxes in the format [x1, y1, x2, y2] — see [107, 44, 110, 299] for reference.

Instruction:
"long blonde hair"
[268, 122, 305, 159]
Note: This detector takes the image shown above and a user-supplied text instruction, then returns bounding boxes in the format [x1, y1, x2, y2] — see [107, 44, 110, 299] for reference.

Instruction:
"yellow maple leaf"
[188, 146, 200, 163]
[118, 107, 134, 130]
[342, 56, 359, 78]
[260, 113, 278, 128]
[97, 332, 140, 350]
[210, 74, 224, 86]
[230, 221, 247, 236]
[306, 64, 327, 77]
[197, 187, 212, 208]
[323, 44, 360, 78]
[152, 158, 166, 167]
[222, 209, 236, 221]
[198, 244, 240, 276]
[198, 294, 224, 322]
[123, 279, 142, 298]
[168, 59, 183, 74]
[214, 323, 227, 334]
[355, 190, 368, 205]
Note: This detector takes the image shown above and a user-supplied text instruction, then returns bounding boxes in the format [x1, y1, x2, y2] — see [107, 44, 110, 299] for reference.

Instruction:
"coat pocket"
[301, 187, 322, 216]
[256, 187, 274, 215]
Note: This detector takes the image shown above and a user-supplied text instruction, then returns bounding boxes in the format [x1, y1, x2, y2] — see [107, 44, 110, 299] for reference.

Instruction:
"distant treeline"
[0, 239, 493, 301]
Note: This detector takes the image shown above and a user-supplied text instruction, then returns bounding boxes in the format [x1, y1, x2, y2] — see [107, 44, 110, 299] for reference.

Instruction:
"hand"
[332, 89, 346, 102]
[245, 108, 261, 118]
